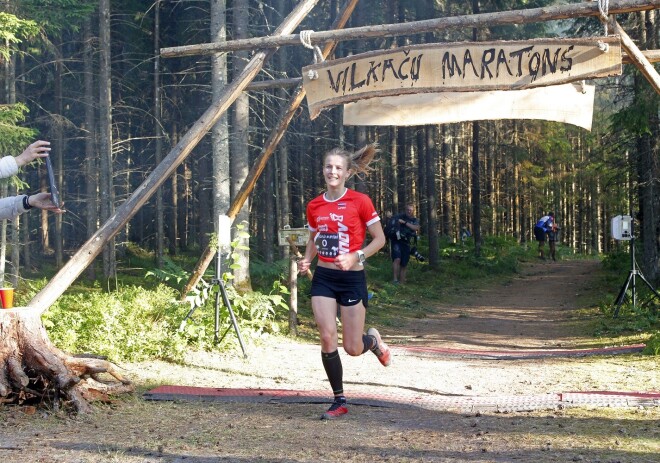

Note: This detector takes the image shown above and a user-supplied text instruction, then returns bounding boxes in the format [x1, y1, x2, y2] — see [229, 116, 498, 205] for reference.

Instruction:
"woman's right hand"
[297, 259, 311, 274]
[16, 140, 51, 167]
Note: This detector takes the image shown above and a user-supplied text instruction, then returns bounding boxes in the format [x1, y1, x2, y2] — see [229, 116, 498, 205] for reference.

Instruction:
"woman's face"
[323, 154, 350, 188]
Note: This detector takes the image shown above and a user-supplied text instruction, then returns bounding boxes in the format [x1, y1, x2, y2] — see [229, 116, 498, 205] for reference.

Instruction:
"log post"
[180, 0, 359, 299]
[28, 0, 321, 315]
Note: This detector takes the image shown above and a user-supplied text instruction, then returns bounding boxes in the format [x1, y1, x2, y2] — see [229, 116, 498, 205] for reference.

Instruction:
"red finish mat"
[144, 385, 660, 413]
[143, 344, 655, 412]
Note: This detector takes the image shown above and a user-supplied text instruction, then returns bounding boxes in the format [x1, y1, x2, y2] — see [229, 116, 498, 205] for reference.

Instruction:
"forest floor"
[1, 259, 659, 462]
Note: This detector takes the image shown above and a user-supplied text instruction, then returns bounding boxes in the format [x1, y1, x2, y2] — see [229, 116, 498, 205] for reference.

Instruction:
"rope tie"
[300, 30, 324, 80]
[598, 0, 610, 36]
[577, 80, 587, 94]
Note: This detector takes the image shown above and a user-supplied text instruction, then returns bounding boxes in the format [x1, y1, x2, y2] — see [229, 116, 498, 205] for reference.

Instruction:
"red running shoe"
[367, 327, 392, 366]
[321, 397, 348, 420]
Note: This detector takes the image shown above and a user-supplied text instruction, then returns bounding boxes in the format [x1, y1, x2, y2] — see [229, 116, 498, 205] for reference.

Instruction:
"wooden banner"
[303, 37, 621, 119]
[343, 83, 596, 130]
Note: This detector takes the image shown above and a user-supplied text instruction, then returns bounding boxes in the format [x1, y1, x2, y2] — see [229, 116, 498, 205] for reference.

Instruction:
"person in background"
[460, 226, 472, 244]
[297, 144, 390, 421]
[533, 211, 554, 260]
[547, 215, 560, 261]
[0, 140, 63, 219]
[390, 203, 420, 285]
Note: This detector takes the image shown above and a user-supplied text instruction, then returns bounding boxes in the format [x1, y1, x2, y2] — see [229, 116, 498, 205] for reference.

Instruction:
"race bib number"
[315, 232, 340, 258]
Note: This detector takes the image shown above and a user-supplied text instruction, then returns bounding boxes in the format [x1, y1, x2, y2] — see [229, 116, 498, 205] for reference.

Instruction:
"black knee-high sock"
[321, 350, 343, 397]
[362, 334, 377, 353]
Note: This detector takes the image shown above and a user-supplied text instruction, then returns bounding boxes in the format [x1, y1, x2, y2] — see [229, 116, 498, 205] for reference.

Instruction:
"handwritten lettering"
[313, 41, 608, 106]
[439, 45, 574, 82]
[327, 49, 423, 94]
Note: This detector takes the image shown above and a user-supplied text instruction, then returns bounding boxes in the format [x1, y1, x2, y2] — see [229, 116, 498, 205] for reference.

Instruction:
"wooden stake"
[161, 0, 660, 57]
[28, 0, 322, 315]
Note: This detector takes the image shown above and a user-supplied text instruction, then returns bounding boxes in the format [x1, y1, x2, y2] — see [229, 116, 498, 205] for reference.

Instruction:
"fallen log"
[0, 307, 132, 414]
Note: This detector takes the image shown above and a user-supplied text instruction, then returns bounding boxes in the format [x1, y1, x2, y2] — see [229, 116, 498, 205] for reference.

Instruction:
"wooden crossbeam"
[161, 0, 660, 58]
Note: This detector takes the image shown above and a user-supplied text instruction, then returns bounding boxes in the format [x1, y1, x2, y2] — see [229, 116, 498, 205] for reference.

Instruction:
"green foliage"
[146, 255, 190, 285]
[13, 0, 96, 35]
[642, 332, 660, 356]
[0, 11, 39, 58]
[591, 251, 660, 347]
[42, 283, 191, 362]
[29, 226, 291, 363]
[0, 103, 37, 155]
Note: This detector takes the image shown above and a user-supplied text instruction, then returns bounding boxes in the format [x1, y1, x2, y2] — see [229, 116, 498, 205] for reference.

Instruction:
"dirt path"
[1, 259, 658, 463]
[394, 259, 605, 350]
[132, 259, 657, 399]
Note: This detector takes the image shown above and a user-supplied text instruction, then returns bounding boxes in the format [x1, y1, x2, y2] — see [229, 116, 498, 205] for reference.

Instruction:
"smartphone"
[45, 156, 61, 208]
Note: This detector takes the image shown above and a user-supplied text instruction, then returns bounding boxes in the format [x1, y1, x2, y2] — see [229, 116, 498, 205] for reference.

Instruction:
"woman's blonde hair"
[323, 144, 378, 178]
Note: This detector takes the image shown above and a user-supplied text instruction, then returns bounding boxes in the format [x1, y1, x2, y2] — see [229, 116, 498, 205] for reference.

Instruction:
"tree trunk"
[154, 0, 165, 269]
[54, 42, 64, 269]
[425, 125, 438, 267]
[7, 50, 20, 287]
[0, 308, 133, 413]
[231, 0, 252, 290]
[211, 0, 231, 257]
[471, 121, 482, 256]
[99, 0, 116, 279]
[84, 16, 97, 281]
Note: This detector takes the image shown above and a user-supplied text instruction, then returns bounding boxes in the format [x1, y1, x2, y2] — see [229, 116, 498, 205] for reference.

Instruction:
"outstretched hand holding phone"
[45, 156, 62, 210]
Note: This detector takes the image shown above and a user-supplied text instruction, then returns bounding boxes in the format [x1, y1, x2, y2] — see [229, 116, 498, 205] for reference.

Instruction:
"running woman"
[297, 144, 391, 420]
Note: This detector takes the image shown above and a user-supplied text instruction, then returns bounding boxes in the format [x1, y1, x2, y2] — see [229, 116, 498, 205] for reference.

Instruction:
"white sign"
[344, 83, 595, 130]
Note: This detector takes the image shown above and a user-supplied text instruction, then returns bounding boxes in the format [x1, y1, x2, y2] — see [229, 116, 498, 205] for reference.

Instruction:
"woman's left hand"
[334, 252, 358, 271]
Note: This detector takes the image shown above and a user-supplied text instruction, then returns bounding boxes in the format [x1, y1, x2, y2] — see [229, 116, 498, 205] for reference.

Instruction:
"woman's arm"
[297, 231, 317, 274]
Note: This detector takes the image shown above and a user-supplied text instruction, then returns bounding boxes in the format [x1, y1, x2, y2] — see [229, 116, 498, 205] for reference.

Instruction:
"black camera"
[410, 246, 426, 262]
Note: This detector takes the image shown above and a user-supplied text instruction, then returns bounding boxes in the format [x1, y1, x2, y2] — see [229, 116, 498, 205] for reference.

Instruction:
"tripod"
[212, 247, 248, 358]
[179, 247, 248, 358]
[613, 232, 660, 318]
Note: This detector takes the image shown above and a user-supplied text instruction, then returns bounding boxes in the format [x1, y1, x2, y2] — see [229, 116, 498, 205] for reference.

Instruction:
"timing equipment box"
[611, 215, 632, 241]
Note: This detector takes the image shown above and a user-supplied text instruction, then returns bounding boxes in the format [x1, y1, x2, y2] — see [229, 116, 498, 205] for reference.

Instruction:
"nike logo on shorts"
[347, 299, 357, 303]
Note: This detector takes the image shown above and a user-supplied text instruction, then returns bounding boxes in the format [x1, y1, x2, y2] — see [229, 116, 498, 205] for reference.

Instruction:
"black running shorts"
[311, 266, 369, 308]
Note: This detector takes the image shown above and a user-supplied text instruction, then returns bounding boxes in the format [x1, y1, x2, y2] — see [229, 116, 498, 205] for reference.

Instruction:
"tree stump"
[0, 307, 133, 414]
